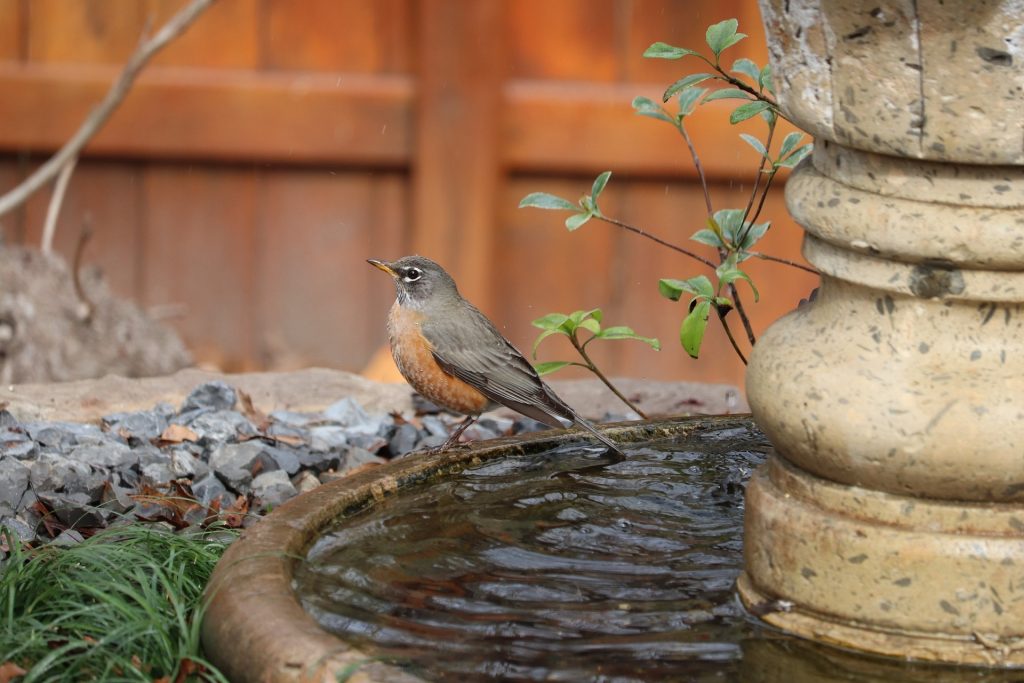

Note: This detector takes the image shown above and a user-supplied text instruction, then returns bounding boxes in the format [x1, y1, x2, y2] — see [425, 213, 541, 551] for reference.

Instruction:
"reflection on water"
[295, 420, 1021, 682]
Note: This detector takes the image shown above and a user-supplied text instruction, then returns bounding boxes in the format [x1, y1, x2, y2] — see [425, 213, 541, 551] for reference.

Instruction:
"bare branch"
[41, 157, 77, 254]
[71, 217, 95, 322]
[677, 122, 713, 216]
[0, 0, 218, 218]
[597, 215, 717, 270]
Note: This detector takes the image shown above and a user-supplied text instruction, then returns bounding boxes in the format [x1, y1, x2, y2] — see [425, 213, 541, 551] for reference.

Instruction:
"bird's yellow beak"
[367, 258, 397, 277]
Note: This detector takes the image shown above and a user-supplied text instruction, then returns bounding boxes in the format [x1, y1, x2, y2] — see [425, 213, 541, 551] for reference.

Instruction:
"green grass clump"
[0, 523, 237, 682]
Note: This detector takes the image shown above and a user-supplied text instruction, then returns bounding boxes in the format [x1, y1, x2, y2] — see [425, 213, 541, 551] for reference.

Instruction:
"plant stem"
[730, 283, 757, 345]
[748, 168, 777, 228]
[716, 309, 747, 365]
[713, 67, 779, 108]
[748, 251, 818, 274]
[570, 334, 649, 419]
[597, 215, 716, 269]
[739, 118, 775, 232]
[676, 122, 714, 215]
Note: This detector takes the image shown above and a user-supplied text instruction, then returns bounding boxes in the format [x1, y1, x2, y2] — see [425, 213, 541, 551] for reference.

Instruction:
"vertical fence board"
[412, 0, 504, 312]
[140, 164, 258, 370]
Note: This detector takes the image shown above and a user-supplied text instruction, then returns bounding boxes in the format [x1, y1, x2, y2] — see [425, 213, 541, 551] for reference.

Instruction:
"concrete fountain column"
[739, 0, 1024, 666]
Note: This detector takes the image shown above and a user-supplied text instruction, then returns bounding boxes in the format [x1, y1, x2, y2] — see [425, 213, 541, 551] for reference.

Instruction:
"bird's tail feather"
[571, 415, 624, 455]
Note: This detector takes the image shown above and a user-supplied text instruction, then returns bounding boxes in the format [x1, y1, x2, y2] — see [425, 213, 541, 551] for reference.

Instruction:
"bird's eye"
[404, 268, 422, 282]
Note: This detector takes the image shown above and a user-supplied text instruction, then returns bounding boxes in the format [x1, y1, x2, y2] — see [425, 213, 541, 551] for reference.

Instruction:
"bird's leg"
[434, 415, 477, 453]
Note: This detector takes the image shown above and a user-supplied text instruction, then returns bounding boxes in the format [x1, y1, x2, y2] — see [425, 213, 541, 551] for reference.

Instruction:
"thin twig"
[730, 283, 757, 345]
[677, 122, 713, 216]
[71, 217, 94, 322]
[570, 334, 649, 419]
[713, 67, 779, 108]
[748, 169, 777, 228]
[716, 309, 747, 365]
[748, 251, 818, 275]
[0, 0, 217, 218]
[597, 215, 716, 269]
[41, 157, 77, 254]
[739, 119, 775, 231]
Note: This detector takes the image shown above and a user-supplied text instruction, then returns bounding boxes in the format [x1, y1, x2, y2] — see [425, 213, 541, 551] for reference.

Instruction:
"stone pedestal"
[741, 0, 1024, 666]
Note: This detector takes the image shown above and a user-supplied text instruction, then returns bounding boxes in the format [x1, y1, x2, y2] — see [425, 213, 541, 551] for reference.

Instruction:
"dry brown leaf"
[268, 434, 304, 447]
[0, 662, 27, 683]
[237, 389, 268, 430]
[158, 424, 198, 444]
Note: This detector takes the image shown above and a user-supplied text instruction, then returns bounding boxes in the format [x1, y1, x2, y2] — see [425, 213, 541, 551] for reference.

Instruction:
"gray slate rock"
[269, 410, 316, 427]
[0, 515, 36, 543]
[251, 470, 297, 508]
[188, 410, 257, 444]
[291, 470, 321, 495]
[421, 415, 449, 437]
[0, 410, 18, 428]
[323, 397, 390, 436]
[389, 423, 420, 456]
[141, 462, 175, 484]
[49, 529, 85, 547]
[309, 425, 347, 452]
[30, 453, 104, 499]
[191, 473, 232, 507]
[263, 445, 300, 475]
[102, 411, 167, 444]
[344, 446, 388, 471]
[37, 491, 108, 528]
[71, 442, 136, 470]
[1, 439, 37, 460]
[0, 457, 30, 517]
[169, 449, 208, 479]
[181, 381, 237, 413]
[208, 441, 278, 492]
[294, 448, 341, 474]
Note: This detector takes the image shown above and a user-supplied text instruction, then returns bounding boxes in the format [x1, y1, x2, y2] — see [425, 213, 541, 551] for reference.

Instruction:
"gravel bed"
[0, 381, 561, 549]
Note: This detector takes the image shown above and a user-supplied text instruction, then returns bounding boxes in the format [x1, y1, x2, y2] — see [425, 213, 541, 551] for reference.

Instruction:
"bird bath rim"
[200, 416, 719, 683]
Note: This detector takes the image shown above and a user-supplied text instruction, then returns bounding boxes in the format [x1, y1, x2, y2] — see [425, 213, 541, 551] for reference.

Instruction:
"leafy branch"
[531, 309, 659, 419]
[519, 17, 816, 384]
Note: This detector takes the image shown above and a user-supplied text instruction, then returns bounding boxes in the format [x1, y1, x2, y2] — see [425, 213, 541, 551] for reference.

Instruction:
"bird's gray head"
[367, 255, 459, 308]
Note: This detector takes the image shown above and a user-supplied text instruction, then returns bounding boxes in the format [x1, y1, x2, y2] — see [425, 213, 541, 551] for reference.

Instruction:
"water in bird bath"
[294, 420, 1016, 682]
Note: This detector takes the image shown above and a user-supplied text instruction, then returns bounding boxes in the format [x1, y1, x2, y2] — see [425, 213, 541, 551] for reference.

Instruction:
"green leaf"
[759, 64, 775, 94]
[632, 96, 676, 124]
[591, 171, 611, 201]
[738, 221, 771, 250]
[729, 100, 772, 124]
[712, 208, 745, 243]
[778, 132, 803, 161]
[691, 228, 725, 248]
[578, 318, 601, 336]
[534, 361, 573, 376]
[775, 143, 812, 168]
[677, 87, 708, 117]
[713, 296, 734, 312]
[663, 73, 716, 101]
[739, 133, 767, 158]
[519, 192, 578, 211]
[643, 42, 701, 59]
[569, 308, 602, 326]
[531, 329, 564, 359]
[680, 300, 711, 358]
[531, 313, 570, 331]
[702, 88, 753, 103]
[731, 58, 761, 83]
[706, 19, 746, 57]
[598, 326, 661, 350]
[565, 212, 592, 231]
[759, 107, 779, 126]
[659, 275, 714, 301]
[716, 266, 760, 301]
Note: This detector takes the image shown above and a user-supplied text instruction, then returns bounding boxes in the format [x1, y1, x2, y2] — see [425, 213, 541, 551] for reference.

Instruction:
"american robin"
[368, 255, 623, 455]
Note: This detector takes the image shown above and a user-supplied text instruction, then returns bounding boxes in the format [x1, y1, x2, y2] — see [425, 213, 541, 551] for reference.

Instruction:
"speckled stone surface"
[743, 0, 1024, 665]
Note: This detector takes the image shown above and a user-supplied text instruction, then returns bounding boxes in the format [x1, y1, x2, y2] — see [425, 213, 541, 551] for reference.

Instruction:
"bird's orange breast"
[387, 303, 491, 415]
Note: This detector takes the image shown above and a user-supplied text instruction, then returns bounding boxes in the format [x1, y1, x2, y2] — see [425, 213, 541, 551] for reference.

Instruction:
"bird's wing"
[421, 304, 573, 429]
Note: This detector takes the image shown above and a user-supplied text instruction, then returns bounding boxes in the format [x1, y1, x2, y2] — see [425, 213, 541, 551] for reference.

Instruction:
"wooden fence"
[0, 0, 818, 390]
